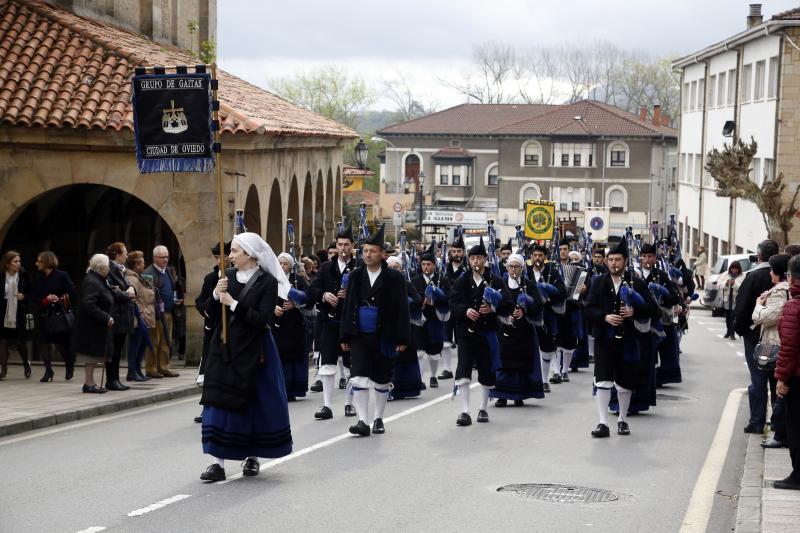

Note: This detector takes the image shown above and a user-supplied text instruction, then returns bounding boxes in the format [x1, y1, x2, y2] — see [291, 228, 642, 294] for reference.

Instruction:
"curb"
[734, 433, 764, 533]
[0, 385, 200, 439]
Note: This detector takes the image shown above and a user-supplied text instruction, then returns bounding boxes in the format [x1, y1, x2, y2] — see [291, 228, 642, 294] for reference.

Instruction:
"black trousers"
[725, 309, 736, 338]
[107, 333, 126, 382]
[350, 334, 393, 385]
[785, 376, 800, 481]
[455, 329, 496, 387]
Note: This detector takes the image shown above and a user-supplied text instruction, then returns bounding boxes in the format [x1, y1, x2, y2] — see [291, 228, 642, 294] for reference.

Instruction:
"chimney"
[652, 105, 662, 127]
[640, 106, 648, 121]
[661, 112, 671, 127]
[747, 4, 763, 29]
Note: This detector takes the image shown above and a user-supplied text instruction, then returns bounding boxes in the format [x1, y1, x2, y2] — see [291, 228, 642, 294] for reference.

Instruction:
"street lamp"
[404, 171, 425, 236]
[354, 138, 369, 169]
[371, 135, 403, 243]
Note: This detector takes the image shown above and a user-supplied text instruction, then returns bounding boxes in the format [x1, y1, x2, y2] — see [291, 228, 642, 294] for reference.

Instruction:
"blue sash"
[358, 306, 378, 334]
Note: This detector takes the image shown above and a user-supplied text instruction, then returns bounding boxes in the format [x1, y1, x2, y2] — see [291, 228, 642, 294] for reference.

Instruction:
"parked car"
[703, 253, 756, 316]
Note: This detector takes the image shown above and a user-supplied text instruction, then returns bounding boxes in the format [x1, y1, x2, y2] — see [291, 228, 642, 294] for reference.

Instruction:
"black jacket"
[734, 263, 774, 340]
[449, 267, 513, 334]
[583, 271, 659, 338]
[195, 266, 220, 331]
[307, 257, 355, 319]
[201, 268, 277, 412]
[71, 271, 114, 358]
[106, 262, 134, 334]
[33, 269, 78, 310]
[339, 264, 410, 346]
[411, 271, 451, 322]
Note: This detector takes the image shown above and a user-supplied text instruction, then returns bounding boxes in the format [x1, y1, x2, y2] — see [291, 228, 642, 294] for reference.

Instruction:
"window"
[450, 139, 461, 148]
[680, 153, 687, 183]
[452, 167, 461, 186]
[764, 158, 775, 182]
[561, 153, 569, 166]
[690, 80, 697, 110]
[608, 187, 626, 212]
[751, 157, 762, 186]
[683, 82, 690, 111]
[486, 163, 499, 186]
[439, 165, 449, 185]
[571, 201, 580, 211]
[709, 75, 716, 108]
[695, 154, 702, 186]
[754, 60, 766, 101]
[769, 56, 779, 99]
[697, 78, 705, 110]
[559, 203, 568, 211]
[717, 72, 727, 107]
[742, 63, 753, 103]
[520, 184, 541, 208]
[727, 69, 736, 105]
[522, 141, 542, 166]
[609, 142, 628, 167]
[573, 154, 581, 167]
[554, 142, 594, 167]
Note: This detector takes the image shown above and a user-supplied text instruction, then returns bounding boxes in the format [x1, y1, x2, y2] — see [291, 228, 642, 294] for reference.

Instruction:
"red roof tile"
[431, 147, 475, 159]
[0, 0, 356, 138]
[342, 164, 375, 177]
[772, 7, 800, 20]
[378, 103, 555, 135]
[343, 190, 379, 206]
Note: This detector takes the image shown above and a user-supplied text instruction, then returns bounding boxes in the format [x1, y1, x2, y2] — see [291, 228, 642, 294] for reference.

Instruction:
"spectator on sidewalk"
[125, 251, 156, 382]
[693, 245, 708, 290]
[0, 251, 32, 380]
[73, 254, 115, 394]
[33, 251, 78, 382]
[142, 245, 181, 378]
[105, 243, 135, 391]
[719, 261, 745, 340]
[735, 239, 781, 434]
[774, 253, 800, 490]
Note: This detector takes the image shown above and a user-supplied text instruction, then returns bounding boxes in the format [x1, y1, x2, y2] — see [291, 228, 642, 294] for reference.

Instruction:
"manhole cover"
[497, 484, 624, 504]
[656, 393, 693, 402]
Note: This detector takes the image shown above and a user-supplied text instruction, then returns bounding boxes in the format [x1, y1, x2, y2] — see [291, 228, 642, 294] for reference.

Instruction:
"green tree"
[270, 66, 375, 130]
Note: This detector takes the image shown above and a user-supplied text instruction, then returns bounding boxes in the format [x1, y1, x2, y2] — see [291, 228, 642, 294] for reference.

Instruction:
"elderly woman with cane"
[199, 232, 293, 482]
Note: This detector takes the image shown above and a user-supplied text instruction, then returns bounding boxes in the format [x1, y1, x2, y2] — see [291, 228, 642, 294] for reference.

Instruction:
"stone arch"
[519, 183, 542, 209]
[325, 168, 334, 241]
[401, 151, 425, 176]
[606, 184, 628, 212]
[243, 183, 262, 235]
[287, 175, 300, 254]
[301, 172, 313, 256]
[520, 139, 543, 167]
[265, 179, 283, 249]
[315, 170, 326, 248]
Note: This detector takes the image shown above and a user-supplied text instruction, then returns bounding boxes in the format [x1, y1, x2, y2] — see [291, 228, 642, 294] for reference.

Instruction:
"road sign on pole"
[393, 202, 402, 213]
[393, 212, 403, 226]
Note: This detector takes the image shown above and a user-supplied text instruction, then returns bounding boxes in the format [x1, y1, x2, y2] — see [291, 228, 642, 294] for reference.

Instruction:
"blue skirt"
[493, 367, 545, 400]
[570, 334, 590, 370]
[281, 359, 308, 399]
[202, 332, 293, 461]
[656, 327, 682, 386]
[391, 360, 423, 399]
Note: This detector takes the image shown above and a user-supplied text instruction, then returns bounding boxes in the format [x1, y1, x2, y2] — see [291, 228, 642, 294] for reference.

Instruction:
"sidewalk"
[0, 362, 200, 438]
[735, 432, 800, 532]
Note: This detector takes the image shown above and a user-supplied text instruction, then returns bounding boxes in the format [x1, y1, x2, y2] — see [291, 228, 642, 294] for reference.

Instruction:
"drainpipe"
[697, 61, 709, 254]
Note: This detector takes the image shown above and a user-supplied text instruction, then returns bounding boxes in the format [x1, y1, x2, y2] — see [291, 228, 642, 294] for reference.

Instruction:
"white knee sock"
[617, 385, 632, 422]
[479, 386, 490, 410]
[374, 384, 390, 419]
[345, 384, 354, 406]
[352, 388, 369, 423]
[429, 355, 440, 377]
[459, 383, 471, 413]
[561, 349, 574, 374]
[442, 345, 453, 372]
[541, 352, 553, 379]
[321, 374, 335, 408]
[213, 456, 225, 467]
[588, 336, 595, 357]
[595, 388, 611, 426]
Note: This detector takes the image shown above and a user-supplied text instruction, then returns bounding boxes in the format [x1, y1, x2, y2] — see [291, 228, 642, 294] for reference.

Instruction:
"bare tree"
[440, 42, 517, 103]
[383, 71, 440, 122]
[515, 46, 562, 104]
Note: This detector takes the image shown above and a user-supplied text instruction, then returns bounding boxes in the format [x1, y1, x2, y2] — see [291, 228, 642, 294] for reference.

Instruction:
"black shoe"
[561, 373, 570, 383]
[743, 424, 764, 434]
[438, 370, 454, 379]
[126, 374, 146, 382]
[314, 406, 333, 420]
[242, 458, 260, 477]
[349, 420, 371, 436]
[344, 404, 356, 417]
[456, 412, 472, 426]
[420, 382, 427, 390]
[40, 367, 54, 382]
[372, 418, 385, 434]
[0, 365, 5, 380]
[338, 378, 347, 389]
[618, 421, 630, 435]
[514, 400, 524, 407]
[543, 383, 551, 393]
[310, 380, 323, 392]
[495, 398, 507, 407]
[106, 380, 130, 391]
[23, 360, 32, 379]
[773, 476, 800, 490]
[430, 377, 439, 388]
[82, 384, 106, 394]
[761, 438, 788, 449]
[137, 371, 151, 381]
[194, 416, 203, 424]
[200, 464, 226, 482]
[549, 374, 562, 384]
[591, 424, 610, 438]
[477, 409, 489, 423]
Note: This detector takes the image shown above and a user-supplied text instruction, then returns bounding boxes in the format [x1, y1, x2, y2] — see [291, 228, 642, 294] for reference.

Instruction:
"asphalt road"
[0, 308, 752, 533]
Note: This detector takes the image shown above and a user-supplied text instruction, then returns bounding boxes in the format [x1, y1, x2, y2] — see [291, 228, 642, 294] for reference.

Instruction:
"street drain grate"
[496, 484, 625, 504]
[656, 393, 693, 402]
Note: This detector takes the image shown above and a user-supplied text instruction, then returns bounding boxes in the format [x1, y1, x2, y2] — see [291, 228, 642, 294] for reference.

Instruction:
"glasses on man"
[155, 255, 169, 259]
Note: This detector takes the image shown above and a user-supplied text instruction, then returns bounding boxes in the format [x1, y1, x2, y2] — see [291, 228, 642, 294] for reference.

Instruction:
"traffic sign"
[393, 202, 402, 213]
[393, 212, 403, 226]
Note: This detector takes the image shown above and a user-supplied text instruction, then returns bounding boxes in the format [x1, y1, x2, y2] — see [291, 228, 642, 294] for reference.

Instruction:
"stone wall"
[776, 27, 800, 243]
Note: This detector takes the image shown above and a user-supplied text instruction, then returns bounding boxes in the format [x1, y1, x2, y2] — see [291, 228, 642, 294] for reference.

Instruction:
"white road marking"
[706, 328, 726, 332]
[127, 494, 191, 517]
[75, 528, 106, 533]
[0, 396, 199, 447]
[218, 383, 479, 485]
[679, 388, 746, 533]
[696, 321, 707, 325]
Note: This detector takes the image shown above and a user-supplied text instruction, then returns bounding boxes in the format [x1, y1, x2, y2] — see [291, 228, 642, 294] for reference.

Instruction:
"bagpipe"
[235, 208, 247, 235]
[410, 240, 418, 276]
[467, 284, 503, 334]
[285, 218, 314, 317]
[328, 219, 350, 319]
[515, 224, 526, 258]
[487, 219, 500, 277]
[426, 236, 450, 322]
[399, 229, 411, 281]
[356, 202, 369, 267]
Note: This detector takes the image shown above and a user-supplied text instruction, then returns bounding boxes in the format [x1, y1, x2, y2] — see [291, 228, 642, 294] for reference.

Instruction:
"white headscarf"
[386, 255, 403, 268]
[507, 254, 526, 267]
[568, 251, 581, 262]
[233, 233, 290, 299]
[277, 252, 295, 268]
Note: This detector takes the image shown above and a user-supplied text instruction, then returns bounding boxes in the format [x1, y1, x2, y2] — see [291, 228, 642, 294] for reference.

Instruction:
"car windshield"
[711, 258, 727, 275]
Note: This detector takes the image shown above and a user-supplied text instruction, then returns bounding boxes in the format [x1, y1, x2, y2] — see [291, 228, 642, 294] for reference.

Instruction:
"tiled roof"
[343, 190, 379, 206]
[0, 0, 356, 138]
[490, 100, 676, 138]
[772, 7, 800, 20]
[377, 103, 555, 135]
[342, 164, 375, 177]
[431, 147, 475, 159]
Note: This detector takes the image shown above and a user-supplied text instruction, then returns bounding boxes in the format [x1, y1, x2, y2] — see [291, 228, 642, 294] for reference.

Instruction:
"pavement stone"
[0, 362, 200, 438]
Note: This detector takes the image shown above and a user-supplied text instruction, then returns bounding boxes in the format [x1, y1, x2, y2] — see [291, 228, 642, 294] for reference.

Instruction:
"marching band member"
[339, 224, 410, 436]
[441, 233, 468, 381]
[309, 242, 340, 394]
[553, 239, 587, 383]
[528, 244, 567, 393]
[386, 254, 425, 399]
[583, 237, 658, 438]
[449, 237, 513, 426]
[307, 224, 356, 421]
[275, 252, 312, 402]
[494, 253, 545, 406]
[411, 243, 451, 389]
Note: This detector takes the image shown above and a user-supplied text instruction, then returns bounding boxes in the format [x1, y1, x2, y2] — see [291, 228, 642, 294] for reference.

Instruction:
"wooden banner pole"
[210, 62, 227, 344]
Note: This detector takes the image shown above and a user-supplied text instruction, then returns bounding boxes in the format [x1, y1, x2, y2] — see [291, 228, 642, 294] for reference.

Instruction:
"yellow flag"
[524, 201, 556, 240]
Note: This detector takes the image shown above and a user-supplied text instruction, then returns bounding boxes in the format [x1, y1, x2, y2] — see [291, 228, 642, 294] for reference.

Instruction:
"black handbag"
[43, 302, 75, 337]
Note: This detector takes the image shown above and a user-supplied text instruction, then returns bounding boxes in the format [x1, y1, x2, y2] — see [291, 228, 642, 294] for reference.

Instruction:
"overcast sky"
[218, 0, 800, 110]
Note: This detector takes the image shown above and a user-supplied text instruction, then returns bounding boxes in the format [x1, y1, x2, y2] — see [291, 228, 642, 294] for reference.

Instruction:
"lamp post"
[371, 136, 403, 243]
[354, 138, 369, 169]
[404, 171, 425, 238]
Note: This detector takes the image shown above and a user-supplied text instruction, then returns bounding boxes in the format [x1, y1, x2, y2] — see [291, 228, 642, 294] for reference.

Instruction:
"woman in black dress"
[0, 251, 32, 380]
[274, 252, 312, 401]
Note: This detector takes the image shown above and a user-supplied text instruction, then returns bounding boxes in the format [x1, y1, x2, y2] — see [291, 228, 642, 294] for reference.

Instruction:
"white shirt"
[612, 276, 623, 294]
[472, 272, 484, 286]
[508, 276, 520, 289]
[338, 259, 348, 274]
[213, 266, 259, 312]
[153, 265, 166, 274]
[641, 267, 651, 280]
[367, 267, 382, 286]
[533, 269, 542, 282]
